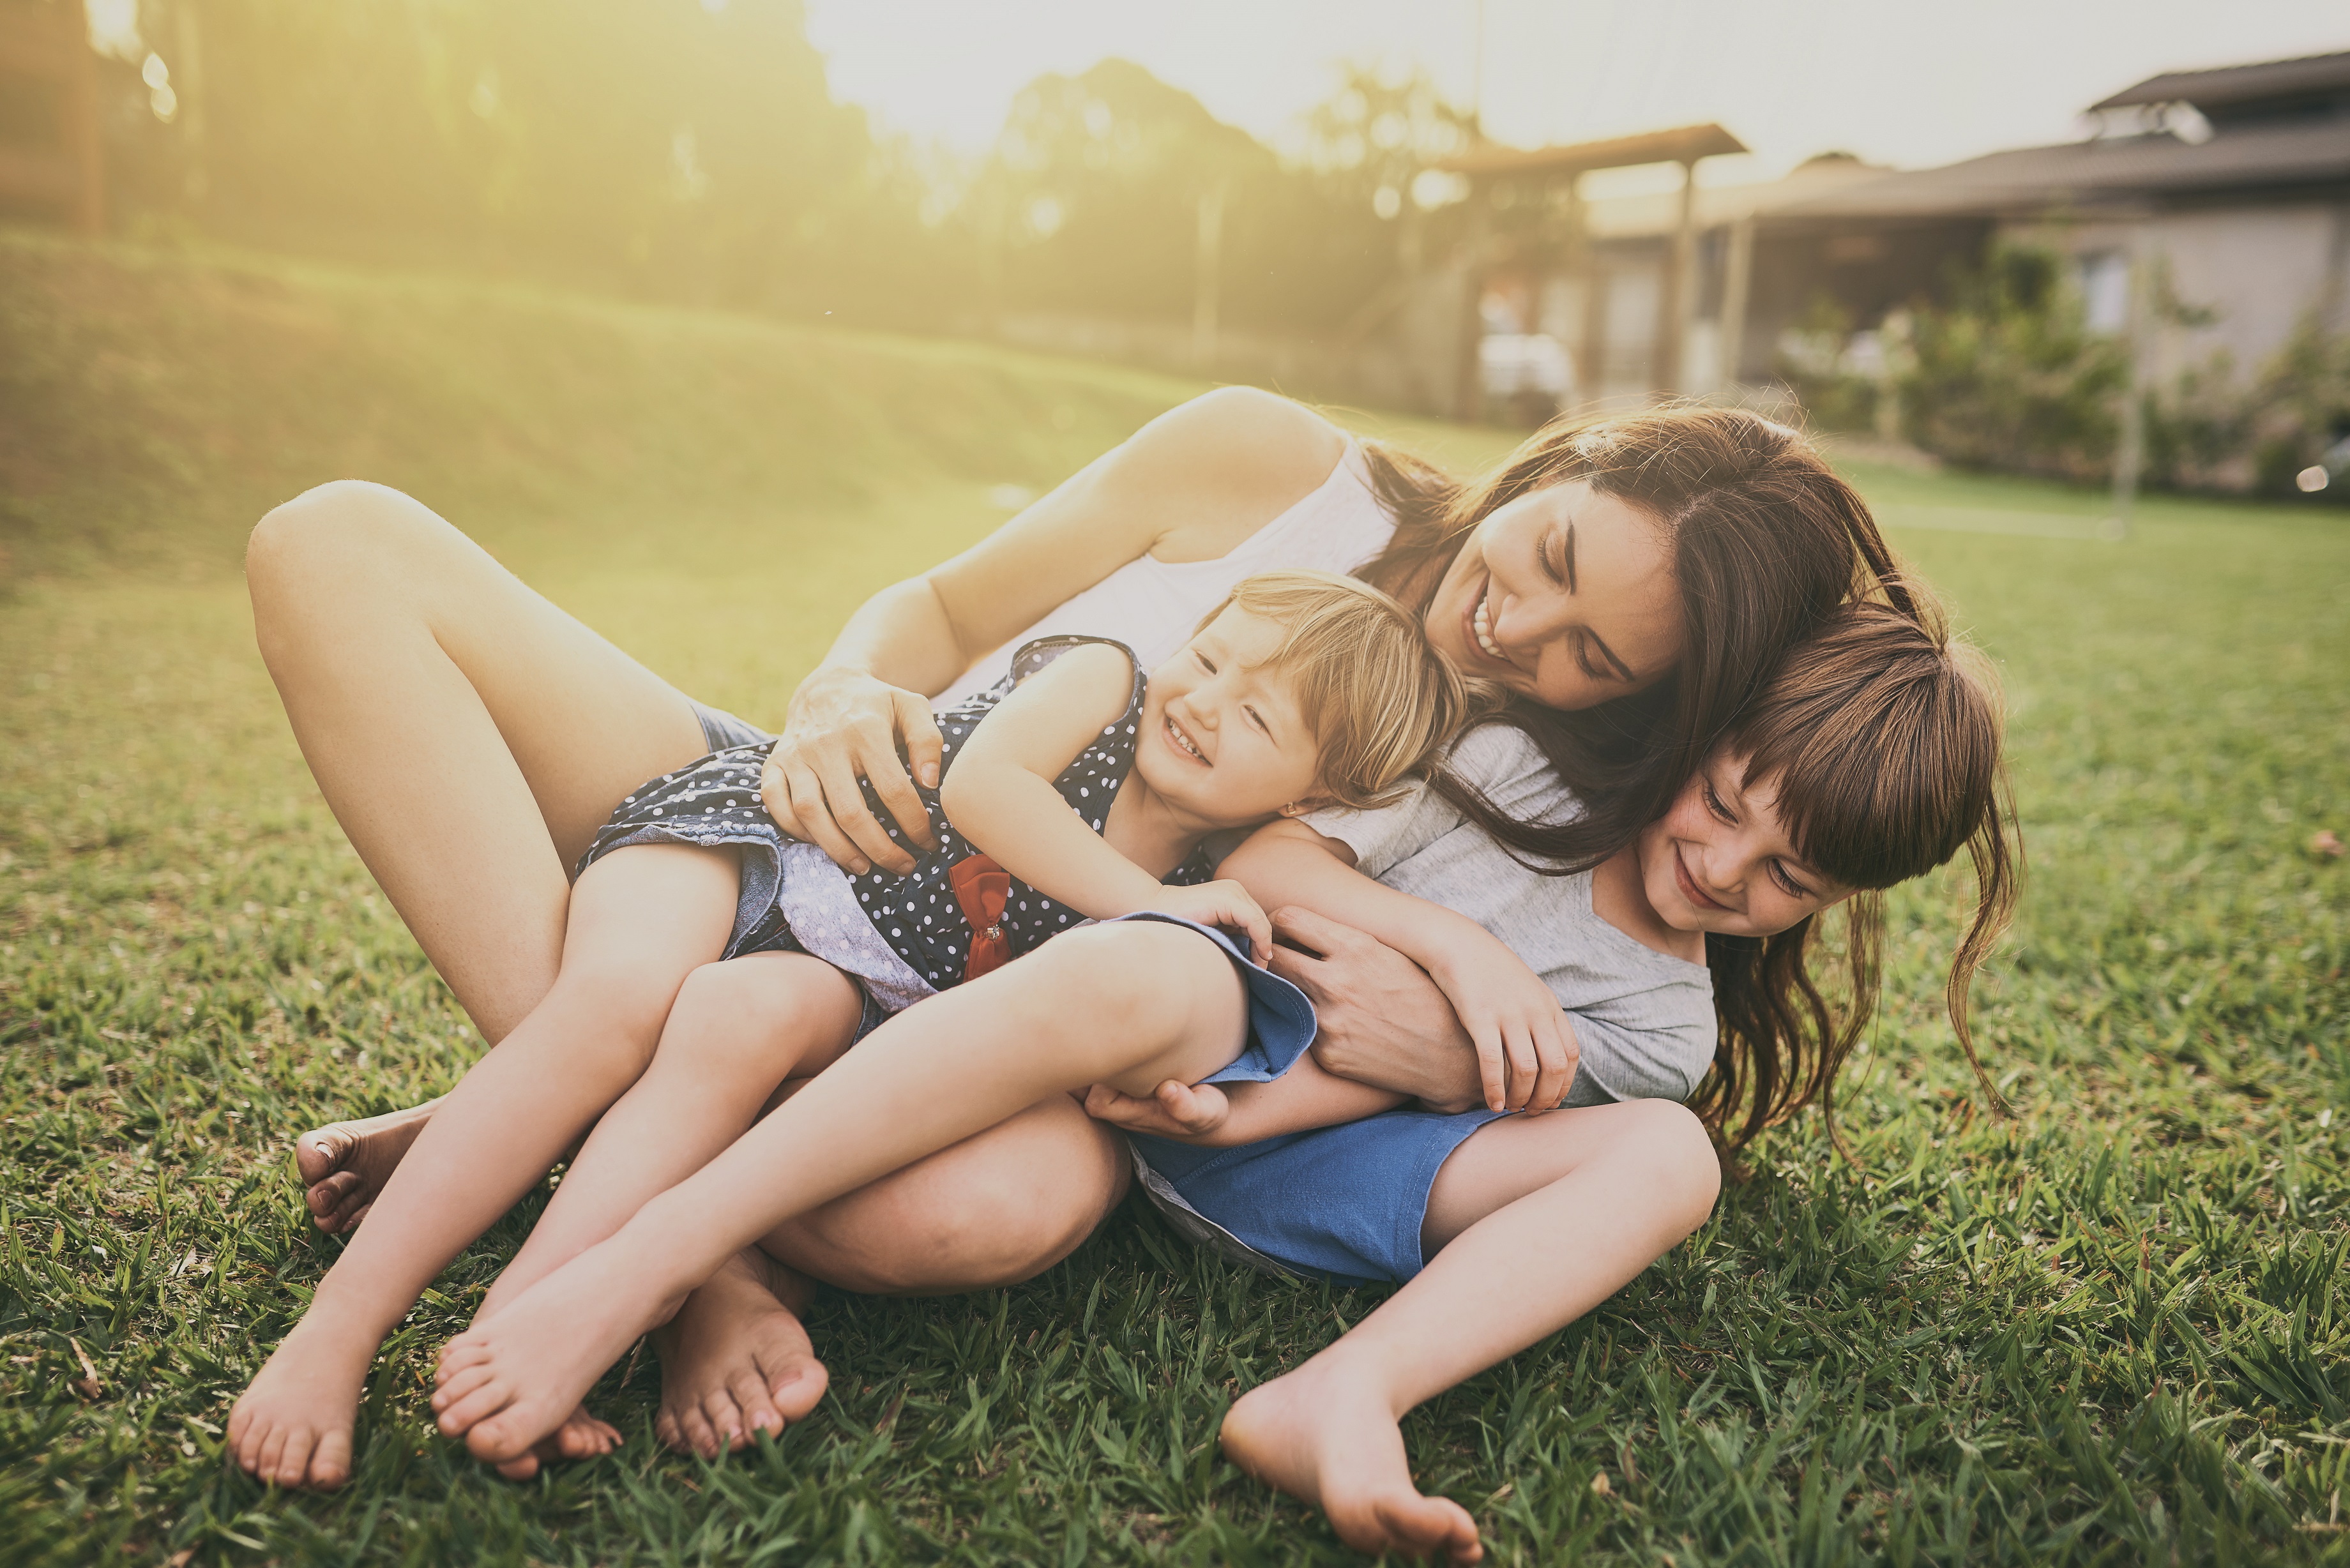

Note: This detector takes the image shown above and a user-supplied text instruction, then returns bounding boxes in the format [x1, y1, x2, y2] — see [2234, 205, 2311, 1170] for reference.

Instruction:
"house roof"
[1435, 123, 1747, 181]
[1759, 114, 2350, 224]
[2091, 50, 2350, 114]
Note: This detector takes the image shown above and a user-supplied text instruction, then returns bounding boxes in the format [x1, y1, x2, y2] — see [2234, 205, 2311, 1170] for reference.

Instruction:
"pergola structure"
[1436, 123, 1747, 416]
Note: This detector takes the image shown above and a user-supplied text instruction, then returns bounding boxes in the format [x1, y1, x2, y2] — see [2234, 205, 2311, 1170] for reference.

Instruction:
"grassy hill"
[3, 236, 2346, 1566]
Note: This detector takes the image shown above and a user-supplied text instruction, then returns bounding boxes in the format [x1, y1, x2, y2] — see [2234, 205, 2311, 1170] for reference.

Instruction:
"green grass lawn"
[3, 234, 2347, 1565]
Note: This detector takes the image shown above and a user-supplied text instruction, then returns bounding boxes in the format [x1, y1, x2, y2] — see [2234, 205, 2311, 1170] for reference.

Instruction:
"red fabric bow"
[949, 854, 1012, 982]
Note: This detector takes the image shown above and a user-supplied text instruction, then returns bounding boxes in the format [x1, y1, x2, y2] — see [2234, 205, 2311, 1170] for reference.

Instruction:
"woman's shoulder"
[1114, 390, 1352, 558]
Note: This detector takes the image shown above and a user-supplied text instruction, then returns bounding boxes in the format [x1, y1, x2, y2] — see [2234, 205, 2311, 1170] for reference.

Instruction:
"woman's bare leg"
[653, 1094, 1130, 1457]
[246, 480, 713, 1223]
[428, 922, 1245, 1462]
[224, 845, 738, 1489]
[1220, 1099, 1723, 1564]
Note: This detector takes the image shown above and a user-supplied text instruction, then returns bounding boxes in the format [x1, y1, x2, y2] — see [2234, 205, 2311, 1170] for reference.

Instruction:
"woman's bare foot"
[430, 1240, 681, 1466]
[225, 1314, 379, 1489]
[296, 1098, 443, 1233]
[653, 1247, 831, 1457]
[1221, 1359, 1483, 1564]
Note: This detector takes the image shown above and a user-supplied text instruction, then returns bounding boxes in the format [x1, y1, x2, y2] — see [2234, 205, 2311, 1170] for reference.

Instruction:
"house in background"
[1437, 47, 2350, 428]
[1733, 48, 2350, 399]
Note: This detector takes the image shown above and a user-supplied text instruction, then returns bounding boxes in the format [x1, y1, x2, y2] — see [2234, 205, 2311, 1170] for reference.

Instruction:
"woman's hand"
[1148, 880, 1273, 965]
[1083, 1080, 1234, 1143]
[762, 666, 945, 876]
[1426, 944, 1579, 1114]
[1266, 907, 1490, 1114]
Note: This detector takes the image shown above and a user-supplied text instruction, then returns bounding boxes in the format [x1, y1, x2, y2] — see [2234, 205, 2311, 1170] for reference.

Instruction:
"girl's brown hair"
[1352, 406, 1910, 875]
[1692, 592, 2022, 1154]
[1195, 569, 1485, 811]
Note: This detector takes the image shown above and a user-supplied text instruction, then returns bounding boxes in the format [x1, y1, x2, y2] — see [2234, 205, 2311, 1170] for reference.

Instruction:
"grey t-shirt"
[1301, 723, 1717, 1106]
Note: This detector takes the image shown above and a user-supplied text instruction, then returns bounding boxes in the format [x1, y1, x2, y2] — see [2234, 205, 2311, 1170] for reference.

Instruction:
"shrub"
[1896, 245, 2128, 478]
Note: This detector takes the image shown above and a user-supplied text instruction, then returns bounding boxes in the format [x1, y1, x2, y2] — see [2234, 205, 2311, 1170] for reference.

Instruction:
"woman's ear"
[1277, 797, 1330, 818]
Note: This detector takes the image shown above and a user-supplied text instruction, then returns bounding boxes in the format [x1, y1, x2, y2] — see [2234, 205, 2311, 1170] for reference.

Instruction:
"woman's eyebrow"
[1563, 523, 1578, 594]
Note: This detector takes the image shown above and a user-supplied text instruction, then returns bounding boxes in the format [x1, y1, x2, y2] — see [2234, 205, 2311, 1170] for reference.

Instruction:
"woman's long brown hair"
[1690, 595, 2022, 1155]
[1348, 409, 2015, 1152]
[1353, 406, 1910, 877]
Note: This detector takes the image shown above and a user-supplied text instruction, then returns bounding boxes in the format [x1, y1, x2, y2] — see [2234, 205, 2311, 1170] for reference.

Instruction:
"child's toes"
[466, 1408, 543, 1465]
[310, 1428, 353, 1490]
[430, 1361, 503, 1413]
[494, 1451, 543, 1481]
[435, 1378, 515, 1437]
[273, 1426, 317, 1488]
[434, 1338, 494, 1383]
[254, 1425, 289, 1483]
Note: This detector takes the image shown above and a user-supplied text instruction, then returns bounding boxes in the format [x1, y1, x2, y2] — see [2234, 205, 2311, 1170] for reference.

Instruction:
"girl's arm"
[1220, 820, 1577, 1113]
[940, 645, 1272, 958]
[765, 391, 1347, 876]
[1084, 1050, 1407, 1147]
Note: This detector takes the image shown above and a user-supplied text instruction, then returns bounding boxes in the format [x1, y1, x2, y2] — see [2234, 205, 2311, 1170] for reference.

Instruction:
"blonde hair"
[1192, 569, 1484, 811]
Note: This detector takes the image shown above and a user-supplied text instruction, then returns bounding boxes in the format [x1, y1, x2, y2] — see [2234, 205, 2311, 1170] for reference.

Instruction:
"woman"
[236, 389, 1898, 1557]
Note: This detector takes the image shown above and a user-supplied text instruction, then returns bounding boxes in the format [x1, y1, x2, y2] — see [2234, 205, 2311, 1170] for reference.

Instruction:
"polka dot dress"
[577, 635, 1211, 993]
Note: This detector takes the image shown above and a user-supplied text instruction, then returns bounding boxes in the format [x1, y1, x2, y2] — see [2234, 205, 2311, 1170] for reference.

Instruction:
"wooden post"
[1653, 158, 1698, 396]
[1717, 214, 1755, 395]
[2107, 225, 2154, 541]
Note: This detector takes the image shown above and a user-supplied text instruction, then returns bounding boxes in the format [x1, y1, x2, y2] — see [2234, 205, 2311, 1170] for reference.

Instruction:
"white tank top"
[936, 442, 1397, 709]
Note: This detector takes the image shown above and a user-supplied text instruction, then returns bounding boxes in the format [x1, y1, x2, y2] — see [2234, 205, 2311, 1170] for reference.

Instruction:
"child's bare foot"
[486, 1404, 625, 1481]
[297, 1098, 442, 1233]
[654, 1247, 830, 1457]
[1221, 1359, 1483, 1564]
[430, 1241, 681, 1466]
[225, 1314, 378, 1489]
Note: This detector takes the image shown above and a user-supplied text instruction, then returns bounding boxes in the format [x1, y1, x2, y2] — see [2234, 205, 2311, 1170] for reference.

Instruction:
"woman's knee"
[777, 1113, 1128, 1293]
[246, 481, 452, 636]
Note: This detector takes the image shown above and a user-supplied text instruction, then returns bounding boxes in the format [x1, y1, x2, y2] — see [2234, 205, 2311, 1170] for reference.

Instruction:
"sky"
[804, 0, 2348, 190]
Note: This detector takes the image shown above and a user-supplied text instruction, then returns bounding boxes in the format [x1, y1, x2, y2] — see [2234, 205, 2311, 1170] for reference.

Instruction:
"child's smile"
[1133, 606, 1326, 829]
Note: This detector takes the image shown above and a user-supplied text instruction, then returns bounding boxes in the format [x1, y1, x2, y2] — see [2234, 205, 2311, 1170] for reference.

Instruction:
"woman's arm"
[764, 389, 1347, 875]
[1265, 908, 1487, 1113]
[1084, 1050, 1407, 1146]
[1221, 822, 1579, 1113]
[940, 645, 1273, 957]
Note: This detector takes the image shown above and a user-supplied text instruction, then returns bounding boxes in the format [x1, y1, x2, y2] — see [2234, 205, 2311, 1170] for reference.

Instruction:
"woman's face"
[1421, 479, 1684, 711]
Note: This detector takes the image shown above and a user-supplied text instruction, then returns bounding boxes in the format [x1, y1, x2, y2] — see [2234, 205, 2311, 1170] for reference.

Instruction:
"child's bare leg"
[465, 954, 862, 1477]
[225, 845, 736, 1489]
[479, 954, 863, 1320]
[429, 920, 1245, 1461]
[658, 1092, 1131, 1458]
[1220, 1100, 1722, 1564]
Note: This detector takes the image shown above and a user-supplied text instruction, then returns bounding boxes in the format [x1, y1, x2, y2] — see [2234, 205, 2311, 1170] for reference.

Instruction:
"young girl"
[226, 569, 1471, 1475]
[1091, 592, 2019, 1285]
[424, 592, 2017, 1469]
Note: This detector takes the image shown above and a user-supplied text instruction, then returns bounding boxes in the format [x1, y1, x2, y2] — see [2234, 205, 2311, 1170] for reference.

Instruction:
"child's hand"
[1430, 947, 1579, 1113]
[1084, 1080, 1234, 1143]
[1148, 880, 1273, 965]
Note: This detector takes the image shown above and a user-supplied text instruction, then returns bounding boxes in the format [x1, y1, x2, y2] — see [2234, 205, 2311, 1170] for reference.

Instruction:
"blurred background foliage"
[83, 0, 1462, 338]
